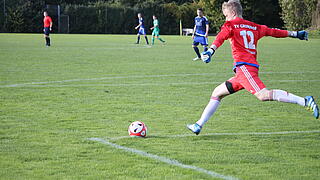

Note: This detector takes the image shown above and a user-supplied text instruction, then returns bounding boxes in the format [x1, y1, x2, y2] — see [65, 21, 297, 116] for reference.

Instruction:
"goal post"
[46, 4, 69, 33]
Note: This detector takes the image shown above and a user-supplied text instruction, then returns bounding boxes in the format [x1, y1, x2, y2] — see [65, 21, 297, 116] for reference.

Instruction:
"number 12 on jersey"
[240, 30, 256, 50]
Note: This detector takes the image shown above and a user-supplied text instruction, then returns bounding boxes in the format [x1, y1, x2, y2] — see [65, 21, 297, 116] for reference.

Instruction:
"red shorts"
[226, 65, 266, 94]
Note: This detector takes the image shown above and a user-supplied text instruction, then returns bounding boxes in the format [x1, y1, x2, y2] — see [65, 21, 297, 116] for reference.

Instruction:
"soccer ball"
[128, 121, 147, 137]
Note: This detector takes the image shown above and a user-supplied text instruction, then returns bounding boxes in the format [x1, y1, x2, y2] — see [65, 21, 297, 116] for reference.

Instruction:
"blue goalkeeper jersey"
[194, 16, 209, 36]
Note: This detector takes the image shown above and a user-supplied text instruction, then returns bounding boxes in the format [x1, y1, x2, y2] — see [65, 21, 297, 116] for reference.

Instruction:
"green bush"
[308, 29, 320, 38]
[279, 0, 317, 30]
[4, 0, 44, 33]
[6, 7, 24, 32]
[63, 1, 196, 34]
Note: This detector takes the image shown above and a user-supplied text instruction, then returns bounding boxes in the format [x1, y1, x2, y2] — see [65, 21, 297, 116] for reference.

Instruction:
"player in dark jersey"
[43, 11, 53, 47]
[192, 8, 209, 61]
[135, 13, 149, 45]
[187, 0, 318, 135]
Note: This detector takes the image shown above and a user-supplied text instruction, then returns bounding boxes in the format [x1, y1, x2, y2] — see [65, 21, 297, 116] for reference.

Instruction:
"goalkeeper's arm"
[262, 25, 308, 41]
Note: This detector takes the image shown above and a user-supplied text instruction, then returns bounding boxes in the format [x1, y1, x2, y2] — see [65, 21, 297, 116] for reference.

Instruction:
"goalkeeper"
[187, 0, 318, 135]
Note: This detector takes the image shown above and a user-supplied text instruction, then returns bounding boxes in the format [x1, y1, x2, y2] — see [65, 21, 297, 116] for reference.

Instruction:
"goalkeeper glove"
[297, 30, 308, 41]
[201, 48, 215, 63]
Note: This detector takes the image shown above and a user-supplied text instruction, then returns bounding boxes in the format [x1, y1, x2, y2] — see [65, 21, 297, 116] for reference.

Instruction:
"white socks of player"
[196, 91, 305, 128]
[272, 90, 305, 106]
[196, 97, 221, 127]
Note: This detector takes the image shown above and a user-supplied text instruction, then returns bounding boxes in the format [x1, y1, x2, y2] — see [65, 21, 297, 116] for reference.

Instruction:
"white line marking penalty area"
[108, 130, 320, 141]
[0, 71, 318, 88]
[88, 137, 238, 180]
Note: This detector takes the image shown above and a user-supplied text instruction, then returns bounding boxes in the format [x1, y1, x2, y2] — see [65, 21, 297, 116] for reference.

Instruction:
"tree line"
[0, 0, 318, 34]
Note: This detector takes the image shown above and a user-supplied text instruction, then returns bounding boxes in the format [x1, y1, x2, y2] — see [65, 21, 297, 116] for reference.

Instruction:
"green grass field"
[0, 33, 320, 179]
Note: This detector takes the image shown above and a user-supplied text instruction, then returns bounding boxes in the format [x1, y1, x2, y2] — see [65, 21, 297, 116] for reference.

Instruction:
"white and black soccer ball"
[128, 121, 147, 137]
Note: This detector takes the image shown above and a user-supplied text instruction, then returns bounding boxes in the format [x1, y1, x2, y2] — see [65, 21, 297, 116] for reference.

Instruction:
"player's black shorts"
[44, 27, 50, 36]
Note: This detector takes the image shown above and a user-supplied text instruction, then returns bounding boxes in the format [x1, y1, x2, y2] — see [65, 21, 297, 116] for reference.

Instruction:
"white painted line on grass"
[0, 73, 222, 87]
[0, 44, 152, 51]
[88, 137, 238, 180]
[0, 81, 221, 88]
[0, 71, 318, 88]
[108, 130, 320, 141]
[1, 80, 319, 88]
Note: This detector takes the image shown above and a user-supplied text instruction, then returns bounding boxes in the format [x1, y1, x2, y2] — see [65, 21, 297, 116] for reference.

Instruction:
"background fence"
[0, 0, 318, 34]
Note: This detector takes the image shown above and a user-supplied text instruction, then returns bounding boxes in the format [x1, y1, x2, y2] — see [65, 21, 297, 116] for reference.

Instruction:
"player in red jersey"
[187, 0, 319, 135]
[43, 11, 53, 46]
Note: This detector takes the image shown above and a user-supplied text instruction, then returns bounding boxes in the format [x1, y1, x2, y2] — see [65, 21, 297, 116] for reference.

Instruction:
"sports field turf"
[0, 33, 319, 179]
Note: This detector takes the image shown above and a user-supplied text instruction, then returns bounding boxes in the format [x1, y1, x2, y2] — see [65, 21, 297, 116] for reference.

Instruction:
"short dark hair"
[197, 8, 203, 12]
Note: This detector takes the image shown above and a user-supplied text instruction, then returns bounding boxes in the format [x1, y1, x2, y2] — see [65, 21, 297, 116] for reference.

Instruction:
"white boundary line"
[108, 130, 320, 141]
[0, 44, 152, 51]
[1, 80, 319, 88]
[0, 73, 220, 87]
[0, 71, 318, 88]
[89, 130, 320, 179]
[88, 137, 238, 180]
[0, 82, 221, 88]
[0, 80, 317, 88]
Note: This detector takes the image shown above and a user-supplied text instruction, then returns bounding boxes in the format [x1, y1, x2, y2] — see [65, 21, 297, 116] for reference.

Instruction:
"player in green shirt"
[150, 15, 165, 45]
